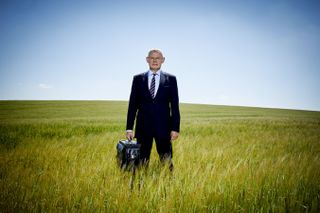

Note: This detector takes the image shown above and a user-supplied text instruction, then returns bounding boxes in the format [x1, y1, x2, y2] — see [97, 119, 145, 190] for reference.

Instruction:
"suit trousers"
[137, 134, 173, 166]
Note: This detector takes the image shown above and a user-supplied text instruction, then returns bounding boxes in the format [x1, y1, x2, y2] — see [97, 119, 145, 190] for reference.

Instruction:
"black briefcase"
[116, 140, 141, 171]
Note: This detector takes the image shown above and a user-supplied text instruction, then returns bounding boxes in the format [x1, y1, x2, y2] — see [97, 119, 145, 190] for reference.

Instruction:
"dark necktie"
[150, 73, 156, 98]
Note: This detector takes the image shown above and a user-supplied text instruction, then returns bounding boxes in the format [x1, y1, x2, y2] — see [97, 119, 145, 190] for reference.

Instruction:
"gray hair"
[147, 49, 164, 58]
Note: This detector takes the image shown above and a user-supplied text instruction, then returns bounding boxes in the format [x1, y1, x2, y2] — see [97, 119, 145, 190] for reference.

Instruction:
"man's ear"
[162, 57, 165, 63]
[146, 57, 150, 63]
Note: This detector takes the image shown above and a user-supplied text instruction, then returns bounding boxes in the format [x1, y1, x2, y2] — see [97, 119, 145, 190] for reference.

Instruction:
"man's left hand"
[170, 131, 179, 141]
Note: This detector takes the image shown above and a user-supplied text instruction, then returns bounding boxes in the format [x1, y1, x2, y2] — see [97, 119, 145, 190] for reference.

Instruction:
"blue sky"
[1, 0, 319, 111]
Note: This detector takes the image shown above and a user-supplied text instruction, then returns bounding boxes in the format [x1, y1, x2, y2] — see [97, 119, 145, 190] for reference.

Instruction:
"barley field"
[0, 101, 319, 212]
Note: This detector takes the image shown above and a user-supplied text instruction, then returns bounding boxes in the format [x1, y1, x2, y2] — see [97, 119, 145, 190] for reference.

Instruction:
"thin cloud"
[39, 83, 53, 89]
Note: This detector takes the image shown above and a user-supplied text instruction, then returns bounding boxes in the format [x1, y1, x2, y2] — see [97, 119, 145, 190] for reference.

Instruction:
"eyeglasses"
[148, 57, 163, 61]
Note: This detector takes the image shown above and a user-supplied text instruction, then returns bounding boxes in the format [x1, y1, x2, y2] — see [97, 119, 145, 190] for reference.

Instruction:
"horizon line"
[0, 99, 319, 112]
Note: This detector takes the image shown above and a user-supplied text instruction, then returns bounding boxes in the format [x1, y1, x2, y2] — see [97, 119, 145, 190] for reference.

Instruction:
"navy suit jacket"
[126, 71, 180, 139]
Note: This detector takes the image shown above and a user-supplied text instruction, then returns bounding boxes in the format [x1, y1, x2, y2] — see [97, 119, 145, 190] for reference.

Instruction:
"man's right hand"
[126, 131, 134, 141]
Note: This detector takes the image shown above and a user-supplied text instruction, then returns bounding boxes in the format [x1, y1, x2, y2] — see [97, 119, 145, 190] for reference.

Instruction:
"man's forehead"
[148, 51, 163, 57]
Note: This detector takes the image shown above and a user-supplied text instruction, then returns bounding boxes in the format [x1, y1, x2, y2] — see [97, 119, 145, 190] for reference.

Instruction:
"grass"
[0, 100, 319, 212]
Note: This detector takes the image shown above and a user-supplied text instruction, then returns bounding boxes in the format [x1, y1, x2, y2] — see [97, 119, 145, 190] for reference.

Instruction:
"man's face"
[146, 52, 165, 71]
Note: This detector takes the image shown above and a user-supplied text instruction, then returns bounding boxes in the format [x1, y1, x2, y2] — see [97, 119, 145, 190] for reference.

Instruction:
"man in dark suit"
[126, 49, 180, 170]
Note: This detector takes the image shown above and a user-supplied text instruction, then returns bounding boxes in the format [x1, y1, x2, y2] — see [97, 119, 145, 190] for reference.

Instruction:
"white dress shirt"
[148, 70, 161, 97]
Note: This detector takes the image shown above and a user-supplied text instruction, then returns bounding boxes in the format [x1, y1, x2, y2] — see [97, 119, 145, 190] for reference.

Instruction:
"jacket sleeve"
[170, 76, 180, 132]
[126, 76, 139, 130]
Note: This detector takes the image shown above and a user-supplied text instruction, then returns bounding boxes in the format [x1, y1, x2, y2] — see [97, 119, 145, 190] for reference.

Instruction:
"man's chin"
[150, 67, 161, 71]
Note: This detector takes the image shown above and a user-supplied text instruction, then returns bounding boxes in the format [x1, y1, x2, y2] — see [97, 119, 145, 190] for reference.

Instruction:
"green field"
[0, 101, 320, 212]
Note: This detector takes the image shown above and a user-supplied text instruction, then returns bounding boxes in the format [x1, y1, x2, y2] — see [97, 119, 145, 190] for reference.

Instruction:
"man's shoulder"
[161, 71, 176, 79]
[133, 72, 148, 79]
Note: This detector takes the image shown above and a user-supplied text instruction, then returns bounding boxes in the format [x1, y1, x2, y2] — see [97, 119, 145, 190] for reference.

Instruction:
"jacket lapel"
[154, 72, 166, 100]
[142, 72, 152, 99]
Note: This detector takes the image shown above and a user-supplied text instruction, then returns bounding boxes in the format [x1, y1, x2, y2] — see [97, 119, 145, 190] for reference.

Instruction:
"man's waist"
[140, 100, 170, 105]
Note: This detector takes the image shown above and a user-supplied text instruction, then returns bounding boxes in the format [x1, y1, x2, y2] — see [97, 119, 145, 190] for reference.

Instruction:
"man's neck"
[150, 69, 160, 74]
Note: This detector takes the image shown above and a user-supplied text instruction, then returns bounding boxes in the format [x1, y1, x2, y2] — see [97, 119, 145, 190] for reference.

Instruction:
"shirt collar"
[148, 69, 161, 76]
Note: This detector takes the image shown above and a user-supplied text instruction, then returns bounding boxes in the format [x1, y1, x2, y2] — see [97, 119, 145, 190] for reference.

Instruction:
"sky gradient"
[1, 0, 320, 111]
